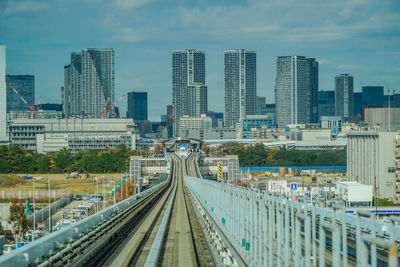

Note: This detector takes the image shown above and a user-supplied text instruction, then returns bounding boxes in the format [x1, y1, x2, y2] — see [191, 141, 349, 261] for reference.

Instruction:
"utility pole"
[32, 179, 35, 242]
[48, 177, 52, 233]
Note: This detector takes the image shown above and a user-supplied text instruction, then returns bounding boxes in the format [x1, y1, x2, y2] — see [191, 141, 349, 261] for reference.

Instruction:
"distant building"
[179, 115, 212, 137]
[362, 86, 384, 108]
[172, 49, 205, 136]
[187, 83, 207, 117]
[265, 104, 276, 126]
[241, 115, 274, 139]
[40, 103, 63, 111]
[318, 91, 335, 119]
[275, 56, 318, 127]
[335, 74, 353, 121]
[364, 108, 400, 130]
[161, 114, 167, 123]
[320, 116, 342, 133]
[353, 92, 362, 118]
[257, 96, 266, 115]
[0, 45, 6, 141]
[207, 111, 224, 128]
[224, 49, 257, 127]
[6, 75, 35, 112]
[64, 48, 115, 118]
[167, 105, 173, 138]
[126, 92, 148, 122]
[8, 118, 137, 152]
[347, 131, 398, 201]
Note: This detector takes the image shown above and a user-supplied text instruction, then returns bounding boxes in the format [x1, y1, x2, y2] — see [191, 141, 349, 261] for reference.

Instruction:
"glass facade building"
[318, 90, 335, 119]
[126, 91, 148, 122]
[172, 49, 205, 136]
[275, 56, 318, 128]
[224, 49, 257, 127]
[362, 86, 384, 107]
[6, 75, 35, 112]
[335, 74, 353, 121]
[242, 115, 274, 139]
[353, 92, 362, 118]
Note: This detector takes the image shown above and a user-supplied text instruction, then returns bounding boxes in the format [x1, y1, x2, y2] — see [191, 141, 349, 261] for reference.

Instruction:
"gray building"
[126, 91, 148, 122]
[347, 131, 397, 201]
[64, 48, 114, 118]
[365, 108, 400, 130]
[224, 49, 257, 127]
[275, 56, 318, 128]
[187, 83, 207, 117]
[6, 75, 35, 112]
[335, 74, 353, 121]
[0, 45, 6, 141]
[172, 49, 205, 136]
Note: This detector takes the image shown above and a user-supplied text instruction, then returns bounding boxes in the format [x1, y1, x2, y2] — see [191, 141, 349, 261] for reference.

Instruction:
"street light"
[94, 177, 99, 213]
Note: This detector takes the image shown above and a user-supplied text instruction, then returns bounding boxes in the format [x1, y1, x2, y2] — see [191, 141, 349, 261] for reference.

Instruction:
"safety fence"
[184, 176, 399, 267]
[0, 155, 173, 267]
[241, 166, 347, 172]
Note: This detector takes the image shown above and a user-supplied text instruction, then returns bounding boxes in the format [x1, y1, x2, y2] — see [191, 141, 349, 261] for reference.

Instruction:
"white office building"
[347, 131, 397, 201]
[8, 118, 137, 152]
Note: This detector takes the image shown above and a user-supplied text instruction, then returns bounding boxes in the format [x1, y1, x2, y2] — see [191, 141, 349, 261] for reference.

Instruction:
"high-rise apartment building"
[6, 75, 35, 112]
[172, 49, 205, 136]
[275, 56, 318, 128]
[224, 49, 257, 127]
[64, 48, 114, 118]
[335, 74, 353, 121]
[126, 91, 148, 122]
[0, 45, 6, 140]
[187, 83, 207, 117]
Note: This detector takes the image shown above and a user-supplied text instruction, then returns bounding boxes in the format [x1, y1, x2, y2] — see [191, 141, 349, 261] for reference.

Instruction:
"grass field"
[0, 173, 123, 195]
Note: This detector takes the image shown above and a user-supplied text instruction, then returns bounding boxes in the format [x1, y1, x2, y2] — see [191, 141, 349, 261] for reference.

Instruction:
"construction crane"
[8, 83, 41, 119]
[100, 93, 126, 118]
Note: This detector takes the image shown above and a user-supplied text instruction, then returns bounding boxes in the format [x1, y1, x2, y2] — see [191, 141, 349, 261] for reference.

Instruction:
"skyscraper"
[362, 86, 384, 107]
[353, 92, 362, 118]
[0, 45, 6, 140]
[318, 91, 335, 119]
[126, 91, 148, 122]
[275, 56, 318, 127]
[6, 75, 35, 112]
[257, 96, 267, 115]
[187, 83, 207, 117]
[172, 49, 205, 136]
[335, 74, 354, 121]
[224, 49, 256, 127]
[64, 48, 114, 118]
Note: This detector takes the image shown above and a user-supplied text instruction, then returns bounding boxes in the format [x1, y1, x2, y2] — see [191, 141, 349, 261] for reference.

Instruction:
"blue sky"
[1, 0, 399, 120]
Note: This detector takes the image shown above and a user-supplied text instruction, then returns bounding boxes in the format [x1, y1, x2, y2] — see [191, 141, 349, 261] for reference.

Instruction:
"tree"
[9, 201, 30, 243]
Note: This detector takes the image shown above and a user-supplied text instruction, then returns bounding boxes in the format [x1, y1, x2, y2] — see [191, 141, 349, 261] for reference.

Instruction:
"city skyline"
[1, 0, 399, 120]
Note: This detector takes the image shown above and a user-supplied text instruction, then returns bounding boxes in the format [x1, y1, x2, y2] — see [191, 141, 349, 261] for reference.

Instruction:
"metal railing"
[0, 156, 173, 267]
[184, 176, 399, 267]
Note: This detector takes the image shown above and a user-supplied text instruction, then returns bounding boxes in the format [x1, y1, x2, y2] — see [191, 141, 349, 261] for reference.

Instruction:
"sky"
[1, 0, 400, 120]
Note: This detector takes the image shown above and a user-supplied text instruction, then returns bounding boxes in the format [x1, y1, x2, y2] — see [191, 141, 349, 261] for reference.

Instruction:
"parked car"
[75, 194, 83, 200]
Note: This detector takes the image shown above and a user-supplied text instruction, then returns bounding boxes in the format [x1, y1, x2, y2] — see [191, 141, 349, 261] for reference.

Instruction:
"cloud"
[4, 1, 48, 15]
[108, 27, 152, 43]
[336, 64, 357, 69]
[114, 0, 154, 9]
